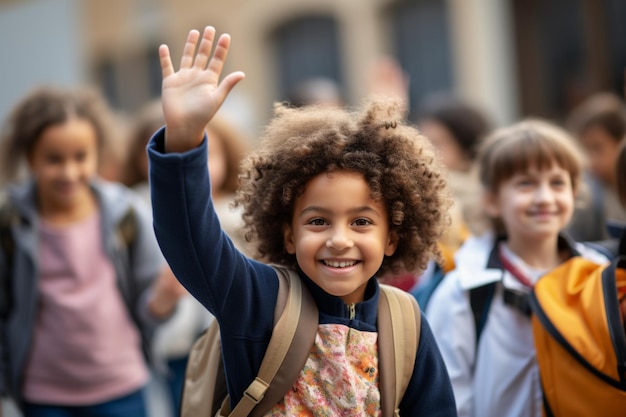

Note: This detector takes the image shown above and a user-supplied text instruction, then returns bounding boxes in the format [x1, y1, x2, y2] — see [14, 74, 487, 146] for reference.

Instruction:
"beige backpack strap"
[212, 269, 291, 417]
[250, 267, 317, 416]
[377, 284, 421, 417]
[223, 266, 318, 417]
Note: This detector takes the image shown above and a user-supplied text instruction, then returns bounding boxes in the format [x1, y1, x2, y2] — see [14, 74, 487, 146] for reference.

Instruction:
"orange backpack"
[530, 255, 626, 416]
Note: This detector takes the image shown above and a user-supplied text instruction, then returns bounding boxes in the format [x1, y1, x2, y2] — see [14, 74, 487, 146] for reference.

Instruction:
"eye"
[44, 154, 63, 164]
[75, 151, 88, 162]
[551, 177, 567, 188]
[307, 218, 327, 226]
[514, 178, 533, 187]
[352, 218, 372, 227]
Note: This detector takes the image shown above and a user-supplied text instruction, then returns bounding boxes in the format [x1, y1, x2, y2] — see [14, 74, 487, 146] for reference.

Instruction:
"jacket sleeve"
[424, 271, 477, 417]
[147, 128, 279, 335]
[399, 314, 458, 416]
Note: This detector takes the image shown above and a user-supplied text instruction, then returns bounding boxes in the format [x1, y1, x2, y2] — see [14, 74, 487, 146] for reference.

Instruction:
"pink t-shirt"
[22, 212, 149, 405]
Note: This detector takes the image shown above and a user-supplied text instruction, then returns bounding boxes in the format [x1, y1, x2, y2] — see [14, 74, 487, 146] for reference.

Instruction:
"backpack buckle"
[503, 288, 531, 317]
[243, 378, 269, 404]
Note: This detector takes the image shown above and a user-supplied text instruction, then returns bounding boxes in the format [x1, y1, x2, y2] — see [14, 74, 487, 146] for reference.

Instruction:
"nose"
[61, 161, 80, 181]
[326, 226, 354, 250]
[534, 182, 554, 203]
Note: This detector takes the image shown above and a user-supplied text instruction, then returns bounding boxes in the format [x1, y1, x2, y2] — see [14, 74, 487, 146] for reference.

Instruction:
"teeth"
[324, 260, 356, 268]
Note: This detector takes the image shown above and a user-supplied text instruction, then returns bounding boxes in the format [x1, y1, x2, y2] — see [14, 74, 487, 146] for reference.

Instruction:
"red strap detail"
[498, 245, 534, 288]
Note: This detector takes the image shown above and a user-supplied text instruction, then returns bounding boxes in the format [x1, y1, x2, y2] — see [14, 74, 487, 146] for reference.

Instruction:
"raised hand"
[159, 26, 245, 153]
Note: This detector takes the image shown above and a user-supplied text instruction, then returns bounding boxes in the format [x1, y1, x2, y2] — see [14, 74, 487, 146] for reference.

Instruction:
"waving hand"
[159, 26, 245, 153]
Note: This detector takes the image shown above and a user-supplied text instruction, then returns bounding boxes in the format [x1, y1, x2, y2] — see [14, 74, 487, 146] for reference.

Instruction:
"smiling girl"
[0, 86, 184, 417]
[147, 26, 458, 416]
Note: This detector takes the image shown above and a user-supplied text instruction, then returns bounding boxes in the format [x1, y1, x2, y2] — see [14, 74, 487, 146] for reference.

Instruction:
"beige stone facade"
[0, 0, 622, 138]
[80, 0, 520, 135]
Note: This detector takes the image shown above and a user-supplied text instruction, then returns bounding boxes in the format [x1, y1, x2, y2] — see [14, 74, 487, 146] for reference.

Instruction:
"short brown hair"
[479, 119, 584, 194]
[234, 97, 453, 275]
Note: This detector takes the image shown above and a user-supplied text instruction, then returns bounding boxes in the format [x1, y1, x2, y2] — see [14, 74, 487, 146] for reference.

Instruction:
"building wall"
[0, 0, 84, 124]
[1, 0, 620, 140]
[80, 0, 520, 134]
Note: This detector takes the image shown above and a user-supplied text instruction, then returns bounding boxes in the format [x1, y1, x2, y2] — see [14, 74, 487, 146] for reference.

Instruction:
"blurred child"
[566, 92, 626, 241]
[148, 26, 457, 415]
[416, 94, 492, 236]
[123, 98, 252, 415]
[425, 119, 609, 417]
[410, 95, 492, 304]
[0, 86, 184, 417]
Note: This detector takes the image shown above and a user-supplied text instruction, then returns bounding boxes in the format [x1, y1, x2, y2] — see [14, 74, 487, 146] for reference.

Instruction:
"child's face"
[283, 170, 397, 304]
[27, 118, 98, 209]
[485, 163, 575, 246]
[580, 124, 621, 186]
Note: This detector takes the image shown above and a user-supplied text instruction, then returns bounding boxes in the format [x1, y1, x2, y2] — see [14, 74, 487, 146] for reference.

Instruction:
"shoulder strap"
[378, 284, 421, 417]
[469, 283, 496, 345]
[411, 263, 446, 310]
[117, 206, 137, 247]
[0, 197, 17, 319]
[223, 266, 318, 417]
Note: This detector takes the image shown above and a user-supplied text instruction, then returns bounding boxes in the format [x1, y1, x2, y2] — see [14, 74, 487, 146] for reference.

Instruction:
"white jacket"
[425, 232, 608, 417]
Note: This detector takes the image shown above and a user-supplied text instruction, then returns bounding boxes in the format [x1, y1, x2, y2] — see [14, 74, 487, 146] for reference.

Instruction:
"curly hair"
[0, 85, 115, 184]
[234, 97, 453, 276]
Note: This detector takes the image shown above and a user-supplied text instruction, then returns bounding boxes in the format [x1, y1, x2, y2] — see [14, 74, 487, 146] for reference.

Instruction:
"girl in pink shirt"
[0, 86, 185, 417]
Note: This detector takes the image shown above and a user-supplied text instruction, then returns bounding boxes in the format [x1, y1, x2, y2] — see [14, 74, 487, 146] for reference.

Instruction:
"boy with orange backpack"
[425, 119, 609, 417]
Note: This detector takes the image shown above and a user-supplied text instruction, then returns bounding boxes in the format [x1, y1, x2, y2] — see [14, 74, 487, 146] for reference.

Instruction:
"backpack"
[180, 266, 422, 417]
[529, 255, 626, 416]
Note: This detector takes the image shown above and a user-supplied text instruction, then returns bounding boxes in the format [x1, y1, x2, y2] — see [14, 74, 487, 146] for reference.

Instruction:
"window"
[390, 0, 453, 118]
[273, 16, 343, 104]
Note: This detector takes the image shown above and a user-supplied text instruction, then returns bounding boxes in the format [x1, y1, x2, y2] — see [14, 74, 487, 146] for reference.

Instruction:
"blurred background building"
[0, 0, 624, 137]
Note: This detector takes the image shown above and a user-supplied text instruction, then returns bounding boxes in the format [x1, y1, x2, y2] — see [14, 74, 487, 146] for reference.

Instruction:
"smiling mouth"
[322, 260, 358, 268]
[530, 212, 556, 216]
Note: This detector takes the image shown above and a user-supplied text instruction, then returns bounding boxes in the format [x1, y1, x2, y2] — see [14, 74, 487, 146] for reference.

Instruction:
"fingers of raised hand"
[206, 33, 232, 82]
[192, 26, 218, 70]
[159, 44, 174, 79]
[179, 28, 202, 70]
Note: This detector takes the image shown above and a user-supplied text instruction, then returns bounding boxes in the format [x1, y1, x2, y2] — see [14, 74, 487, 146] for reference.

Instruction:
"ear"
[482, 190, 501, 218]
[283, 223, 296, 254]
[384, 230, 399, 256]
